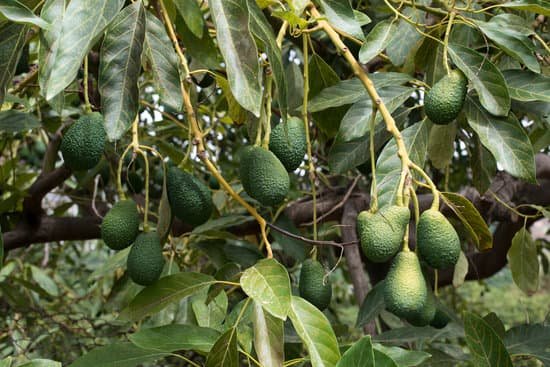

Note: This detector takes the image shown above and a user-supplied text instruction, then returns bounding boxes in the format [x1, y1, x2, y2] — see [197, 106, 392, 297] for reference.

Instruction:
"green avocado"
[299, 259, 332, 311]
[60, 112, 106, 171]
[127, 232, 165, 286]
[430, 307, 452, 329]
[417, 209, 461, 269]
[357, 205, 410, 263]
[406, 287, 437, 326]
[269, 117, 307, 171]
[166, 167, 213, 226]
[101, 200, 140, 251]
[239, 146, 289, 206]
[424, 69, 468, 125]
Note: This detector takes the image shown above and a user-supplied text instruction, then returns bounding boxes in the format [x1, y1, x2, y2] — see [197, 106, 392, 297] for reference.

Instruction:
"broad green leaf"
[427, 122, 457, 169]
[483, 312, 506, 339]
[464, 97, 536, 183]
[319, 0, 365, 40]
[253, 301, 284, 367]
[119, 272, 215, 321]
[356, 280, 385, 328]
[452, 251, 468, 288]
[18, 360, 61, 367]
[0, 357, 12, 367]
[336, 336, 375, 367]
[210, 0, 262, 116]
[464, 312, 513, 367]
[448, 43, 510, 116]
[173, 0, 203, 38]
[503, 69, 550, 102]
[176, 15, 219, 70]
[289, 296, 341, 367]
[0, 0, 50, 28]
[99, 2, 145, 141]
[505, 323, 550, 364]
[129, 324, 220, 353]
[0, 110, 40, 133]
[192, 289, 228, 331]
[508, 227, 539, 294]
[156, 170, 172, 242]
[386, 9, 424, 67]
[271, 214, 308, 262]
[375, 119, 430, 208]
[29, 265, 59, 296]
[373, 344, 431, 366]
[240, 258, 291, 320]
[69, 343, 167, 367]
[215, 74, 248, 124]
[42, 0, 125, 100]
[359, 19, 396, 64]
[144, 11, 183, 110]
[415, 37, 445, 86]
[441, 192, 492, 251]
[0, 23, 28, 105]
[471, 137, 496, 194]
[373, 350, 399, 367]
[500, 0, 550, 15]
[89, 247, 130, 280]
[373, 325, 464, 344]
[192, 214, 253, 234]
[205, 327, 238, 367]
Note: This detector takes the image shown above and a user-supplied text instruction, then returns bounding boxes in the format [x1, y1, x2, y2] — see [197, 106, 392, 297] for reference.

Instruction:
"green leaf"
[99, 1, 145, 141]
[373, 350, 399, 367]
[289, 296, 341, 367]
[356, 280, 385, 328]
[173, 0, 204, 38]
[119, 272, 215, 321]
[440, 192, 492, 251]
[483, 312, 506, 339]
[0, 23, 28, 105]
[210, 0, 262, 116]
[38, 0, 65, 103]
[448, 43, 510, 116]
[464, 97, 536, 183]
[464, 312, 513, 367]
[156, 170, 172, 243]
[29, 265, 59, 296]
[452, 251, 468, 288]
[0, 110, 40, 133]
[374, 325, 463, 345]
[192, 214, 253, 235]
[376, 119, 430, 208]
[240, 258, 291, 320]
[144, 11, 183, 110]
[337, 336, 375, 367]
[176, 15, 218, 70]
[192, 289, 228, 331]
[0, 0, 50, 28]
[508, 227, 539, 294]
[386, 9, 424, 67]
[319, 0, 364, 40]
[373, 344, 431, 366]
[471, 137, 496, 194]
[503, 69, 550, 102]
[427, 122, 457, 170]
[505, 323, 550, 364]
[18, 360, 61, 367]
[252, 301, 284, 367]
[129, 324, 220, 353]
[500, 0, 550, 15]
[359, 19, 396, 64]
[42, 0, 125, 100]
[69, 342, 168, 367]
[0, 357, 12, 367]
[205, 327, 239, 367]
[271, 214, 308, 262]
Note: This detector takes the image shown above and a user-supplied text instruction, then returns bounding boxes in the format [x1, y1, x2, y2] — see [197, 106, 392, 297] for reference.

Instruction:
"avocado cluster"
[167, 166, 213, 226]
[60, 112, 106, 171]
[424, 69, 468, 125]
[269, 117, 307, 172]
[299, 259, 332, 311]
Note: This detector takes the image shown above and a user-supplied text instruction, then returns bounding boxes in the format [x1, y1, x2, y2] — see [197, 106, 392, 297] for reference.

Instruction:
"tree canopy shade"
[0, 0, 549, 365]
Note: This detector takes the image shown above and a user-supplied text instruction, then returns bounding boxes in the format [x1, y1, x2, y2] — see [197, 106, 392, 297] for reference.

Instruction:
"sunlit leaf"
[129, 324, 220, 353]
[464, 312, 513, 367]
[508, 227, 539, 294]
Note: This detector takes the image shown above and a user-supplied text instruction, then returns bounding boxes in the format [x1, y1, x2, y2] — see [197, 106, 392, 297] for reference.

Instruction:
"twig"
[266, 222, 358, 248]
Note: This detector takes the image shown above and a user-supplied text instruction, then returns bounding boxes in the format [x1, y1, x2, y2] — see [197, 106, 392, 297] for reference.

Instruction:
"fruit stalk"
[442, 10, 457, 75]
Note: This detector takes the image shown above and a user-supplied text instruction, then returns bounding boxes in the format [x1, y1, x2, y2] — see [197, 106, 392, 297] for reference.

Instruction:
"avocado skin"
[417, 209, 460, 269]
[101, 200, 140, 251]
[384, 252, 428, 319]
[127, 232, 165, 286]
[357, 206, 410, 263]
[269, 117, 307, 171]
[430, 307, 452, 329]
[299, 259, 332, 311]
[60, 112, 106, 171]
[424, 70, 468, 125]
[406, 289, 437, 326]
[239, 146, 290, 206]
[166, 167, 213, 226]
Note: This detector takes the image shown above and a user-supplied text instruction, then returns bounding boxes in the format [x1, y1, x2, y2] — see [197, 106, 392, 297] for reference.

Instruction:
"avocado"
[239, 146, 289, 206]
[269, 117, 307, 171]
[127, 232, 165, 286]
[417, 209, 460, 269]
[357, 205, 410, 263]
[406, 288, 437, 326]
[101, 200, 140, 251]
[424, 69, 468, 125]
[60, 112, 106, 171]
[299, 259, 332, 310]
[384, 251, 428, 319]
[430, 307, 452, 329]
[166, 167, 213, 226]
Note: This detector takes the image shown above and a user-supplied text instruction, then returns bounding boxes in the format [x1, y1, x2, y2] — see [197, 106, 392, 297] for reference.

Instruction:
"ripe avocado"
[417, 209, 460, 269]
[269, 117, 307, 171]
[239, 146, 289, 206]
[101, 200, 140, 251]
[166, 166, 213, 226]
[299, 259, 332, 311]
[357, 205, 410, 263]
[60, 112, 106, 171]
[127, 232, 165, 286]
[424, 69, 468, 125]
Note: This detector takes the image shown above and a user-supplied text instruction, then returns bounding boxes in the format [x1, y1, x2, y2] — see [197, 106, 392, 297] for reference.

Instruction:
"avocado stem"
[442, 11, 457, 76]
[409, 161, 440, 210]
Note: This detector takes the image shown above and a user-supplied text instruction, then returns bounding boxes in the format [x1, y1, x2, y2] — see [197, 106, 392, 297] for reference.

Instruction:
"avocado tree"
[1, 0, 549, 365]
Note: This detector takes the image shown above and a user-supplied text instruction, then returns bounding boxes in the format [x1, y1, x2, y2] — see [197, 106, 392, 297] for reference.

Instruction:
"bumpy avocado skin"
[417, 209, 460, 269]
[101, 200, 140, 251]
[406, 289, 437, 326]
[239, 146, 290, 206]
[127, 232, 165, 286]
[384, 252, 428, 319]
[166, 167, 213, 226]
[299, 259, 332, 311]
[60, 112, 106, 171]
[424, 70, 468, 125]
[430, 307, 452, 329]
[269, 117, 307, 172]
[357, 206, 410, 263]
